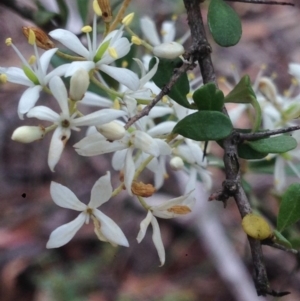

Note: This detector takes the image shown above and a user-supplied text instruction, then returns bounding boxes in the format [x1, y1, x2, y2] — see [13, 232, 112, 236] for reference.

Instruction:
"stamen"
[131, 36, 142, 45]
[81, 26, 92, 33]
[28, 55, 36, 65]
[28, 29, 36, 45]
[5, 38, 12, 46]
[93, 0, 102, 16]
[0, 74, 7, 83]
[122, 13, 134, 26]
[108, 47, 118, 59]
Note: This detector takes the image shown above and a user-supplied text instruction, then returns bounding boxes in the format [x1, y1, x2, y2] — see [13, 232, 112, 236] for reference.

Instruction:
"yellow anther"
[108, 47, 118, 59]
[28, 55, 36, 65]
[188, 72, 195, 80]
[162, 96, 168, 103]
[291, 77, 298, 86]
[0, 74, 7, 83]
[28, 29, 36, 45]
[131, 36, 142, 45]
[160, 29, 167, 36]
[121, 60, 128, 68]
[113, 98, 120, 110]
[271, 72, 277, 80]
[81, 25, 92, 33]
[171, 14, 178, 21]
[22, 27, 54, 50]
[5, 38, 12, 46]
[93, 0, 102, 16]
[187, 92, 193, 99]
[218, 76, 227, 83]
[122, 13, 134, 26]
[260, 64, 267, 70]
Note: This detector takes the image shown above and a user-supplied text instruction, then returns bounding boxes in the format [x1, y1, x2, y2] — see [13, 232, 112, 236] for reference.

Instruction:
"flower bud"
[170, 156, 184, 170]
[97, 121, 126, 140]
[153, 42, 184, 59]
[11, 126, 45, 143]
[22, 27, 55, 50]
[242, 214, 273, 240]
[70, 69, 90, 101]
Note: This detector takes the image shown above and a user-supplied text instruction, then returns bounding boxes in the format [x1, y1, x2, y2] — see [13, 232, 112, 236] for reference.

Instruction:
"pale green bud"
[97, 121, 126, 140]
[70, 68, 90, 101]
[153, 42, 184, 59]
[11, 126, 45, 143]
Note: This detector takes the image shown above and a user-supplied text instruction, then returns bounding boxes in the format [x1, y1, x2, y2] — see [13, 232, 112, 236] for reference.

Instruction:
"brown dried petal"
[167, 205, 191, 215]
[97, 0, 112, 22]
[22, 26, 55, 50]
[131, 181, 156, 197]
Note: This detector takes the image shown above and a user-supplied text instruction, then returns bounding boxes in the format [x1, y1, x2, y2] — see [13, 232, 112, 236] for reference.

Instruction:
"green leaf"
[172, 111, 232, 141]
[77, 0, 89, 24]
[273, 230, 292, 249]
[56, 0, 69, 27]
[193, 83, 224, 111]
[237, 143, 267, 160]
[277, 183, 300, 232]
[149, 57, 191, 109]
[208, 0, 242, 47]
[225, 75, 261, 132]
[248, 135, 297, 154]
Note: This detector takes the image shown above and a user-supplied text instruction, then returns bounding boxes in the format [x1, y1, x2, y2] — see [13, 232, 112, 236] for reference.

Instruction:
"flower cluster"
[1, 0, 206, 265]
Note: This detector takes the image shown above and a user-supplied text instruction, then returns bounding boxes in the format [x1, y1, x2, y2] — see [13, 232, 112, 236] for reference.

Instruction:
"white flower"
[137, 192, 195, 266]
[46, 172, 129, 248]
[75, 129, 171, 195]
[1, 39, 68, 118]
[27, 76, 127, 171]
[49, 12, 139, 91]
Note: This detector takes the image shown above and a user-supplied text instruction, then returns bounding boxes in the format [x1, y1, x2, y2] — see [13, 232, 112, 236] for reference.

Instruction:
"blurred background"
[0, 0, 300, 300]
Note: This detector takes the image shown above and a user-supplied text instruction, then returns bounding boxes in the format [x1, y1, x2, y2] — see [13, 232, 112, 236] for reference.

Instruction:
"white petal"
[46, 212, 86, 248]
[131, 131, 160, 156]
[48, 127, 70, 171]
[151, 216, 165, 266]
[153, 192, 194, 218]
[124, 147, 135, 195]
[49, 29, 90, 58]
[112, 149, 127, 170]
[139, 57, 159, 87]
[136, 210, 153, 242]
[89, 172, 112, 208]
[27, 105, 59, 122]
[73, 109, 127, 127]
[161, 21, 176, 43]
[18, 85, 43, 119]
[155, 138, 172, 156]
[50, 181, 86, 210]
[45, 64, 70, 83]
[147, 121, 176, 137]
[49, 76, 69, 115]
[93, 209, 129, 247]
[289, 63, 300, 79]
[74, 133, 128, 156]
[99, 65, 139, 91]
[140, 16, 161, 46]
[274, 156, 286, 193]
[39, 48, 58, 77]
[4, 67, 33, 86]
[80, 92, 112, 107]
[65, 61, 96, 77]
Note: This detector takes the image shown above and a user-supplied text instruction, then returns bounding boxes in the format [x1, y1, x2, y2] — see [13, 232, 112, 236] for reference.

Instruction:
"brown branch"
[239, 125, 300, 141]
[225, 0, 294, 6]
[124, 59, 195, 130]
[183, 0, 271, 295]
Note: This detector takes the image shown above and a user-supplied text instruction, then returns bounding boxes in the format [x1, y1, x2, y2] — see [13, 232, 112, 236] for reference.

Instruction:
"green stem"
[90, 73, 123, 98]
[56, 50, 87, 61]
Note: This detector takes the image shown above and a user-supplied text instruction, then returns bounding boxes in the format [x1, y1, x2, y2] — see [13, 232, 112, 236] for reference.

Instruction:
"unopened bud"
[97, 0, 112, 22]
[70, 68, 90, 101]
[97, 121, 125, 140]
[153, 42, 184, 59]
[11, 125, 45, 143]
[170, 156, 184, 170]
[22, 27, 55, 50]
[131, 181, 155, 197]
[122, 13, 134, 26]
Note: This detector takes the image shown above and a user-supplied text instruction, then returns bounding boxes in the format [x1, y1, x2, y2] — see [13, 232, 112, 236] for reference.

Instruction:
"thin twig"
[124, 59, 195, 129]
[239, 125, 300, 141]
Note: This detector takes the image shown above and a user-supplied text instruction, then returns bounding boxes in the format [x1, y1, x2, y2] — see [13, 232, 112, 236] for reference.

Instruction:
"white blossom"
[46, 172, 129, 248]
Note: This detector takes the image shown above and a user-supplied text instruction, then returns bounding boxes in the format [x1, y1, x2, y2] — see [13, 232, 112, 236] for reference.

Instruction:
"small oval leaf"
[248, 135, 297, 154]
[208, 0, 242, 47]
[237, 143, 267, 160]
[193, 83, 224, 111]
[277, 183, 300, 232]
[172, 111, 232, 141]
